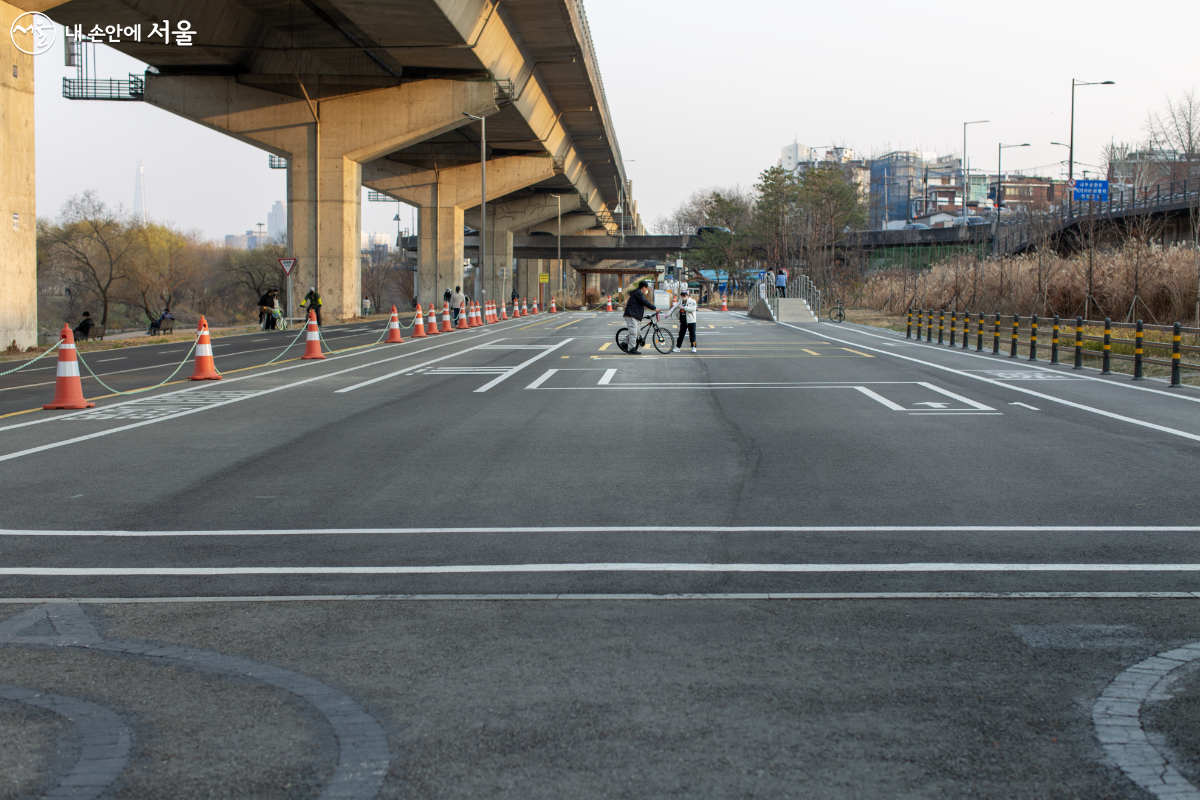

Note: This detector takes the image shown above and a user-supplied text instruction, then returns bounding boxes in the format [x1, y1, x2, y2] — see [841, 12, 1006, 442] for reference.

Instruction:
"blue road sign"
[1074, 179, 1109, 202]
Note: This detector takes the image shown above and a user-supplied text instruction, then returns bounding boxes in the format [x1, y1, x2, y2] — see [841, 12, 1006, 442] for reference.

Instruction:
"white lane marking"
[909, 412, 1003, 416]
[335, 339, 503, 392]
[855, 386, 905, 410]
[474, 339, 573, 392]
[0, 331, 505, 460]
[96, 357, 127, 363]
[917, 381, 994, 410]
[3, 525, 1198, 537]
[778, 322, 1200, 443]
[8, 563, 1200, 576]
[1094, 643, 1200, 799]
[525, 369, 557, 390]
[817, 321, 1200, 404]
[1010, 402, 1040, 410]
[599, 368, 617, 385]
[1, 592, 1197, 603]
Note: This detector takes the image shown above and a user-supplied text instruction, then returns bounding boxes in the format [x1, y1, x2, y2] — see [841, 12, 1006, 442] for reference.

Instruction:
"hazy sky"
[33, 0, 1200, 241]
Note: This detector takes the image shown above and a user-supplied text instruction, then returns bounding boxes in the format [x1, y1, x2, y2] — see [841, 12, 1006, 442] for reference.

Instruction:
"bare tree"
[1145, 87, 1200, 322]
[38, 191, 138, 326]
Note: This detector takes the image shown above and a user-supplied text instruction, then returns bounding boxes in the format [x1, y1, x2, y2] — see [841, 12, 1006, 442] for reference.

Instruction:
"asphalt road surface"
[2, 310, 1198, 799]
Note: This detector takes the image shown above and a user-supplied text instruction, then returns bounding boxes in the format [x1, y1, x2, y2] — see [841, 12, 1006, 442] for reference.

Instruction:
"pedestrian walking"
[775, 269, 788, 297]
[667, 288, 698, 353]
[450, 286, 466, 324]
[362, 296, 372, 317]
[444, 287, 452, 307]
[301, 287, 323, 326]
[621, 280, 657, 355]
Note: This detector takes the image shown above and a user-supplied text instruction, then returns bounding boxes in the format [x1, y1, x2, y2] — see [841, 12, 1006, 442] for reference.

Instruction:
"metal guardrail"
[63, 74, 144, 100]
[906, 308, 1200, 386]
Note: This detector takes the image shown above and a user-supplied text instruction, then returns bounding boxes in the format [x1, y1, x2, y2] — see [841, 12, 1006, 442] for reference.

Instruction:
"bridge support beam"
[144, 75, 496, 320]
[367, 156, 556, 305]
[1, 0, 36, 350]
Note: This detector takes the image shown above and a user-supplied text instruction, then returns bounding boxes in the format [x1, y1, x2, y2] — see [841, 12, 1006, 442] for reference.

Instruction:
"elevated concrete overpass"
[0, 0, 644, 344]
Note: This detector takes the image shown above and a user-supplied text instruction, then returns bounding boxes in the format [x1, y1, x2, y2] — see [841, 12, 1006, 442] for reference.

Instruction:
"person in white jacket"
[667, 288, 699, 353]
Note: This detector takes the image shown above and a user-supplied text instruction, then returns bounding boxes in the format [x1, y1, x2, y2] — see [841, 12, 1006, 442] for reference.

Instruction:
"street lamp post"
[463, 112, 487, 304]
[962, 120, 990, 217]
[1067, 79, 1115, 216]
[551, 194, 563, 308]
[996, 143, 1031, 212]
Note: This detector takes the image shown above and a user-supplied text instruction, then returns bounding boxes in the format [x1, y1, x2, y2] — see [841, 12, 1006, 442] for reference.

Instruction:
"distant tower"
[133, 159, 148, 224]
[267, 200, 286, 242]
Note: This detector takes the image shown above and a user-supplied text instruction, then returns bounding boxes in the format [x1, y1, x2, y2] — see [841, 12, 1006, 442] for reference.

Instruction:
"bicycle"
[616, 313, 672, 354]
[828, 299, 846, 324]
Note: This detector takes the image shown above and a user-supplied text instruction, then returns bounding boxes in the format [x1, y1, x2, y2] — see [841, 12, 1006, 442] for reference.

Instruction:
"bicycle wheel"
[652, 326, 673, 354]
[829, 307, 845, 323]
[615, 327, 634, 353]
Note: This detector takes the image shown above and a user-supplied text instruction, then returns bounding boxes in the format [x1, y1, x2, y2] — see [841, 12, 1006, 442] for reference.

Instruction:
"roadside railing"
[784, 275, 822, 320]
[905, 308, 1200, 386]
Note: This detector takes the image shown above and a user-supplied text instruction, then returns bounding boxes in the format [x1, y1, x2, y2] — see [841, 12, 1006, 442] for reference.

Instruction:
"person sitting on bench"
[148, 307, 175, 335]
[73, 312, 95, 340]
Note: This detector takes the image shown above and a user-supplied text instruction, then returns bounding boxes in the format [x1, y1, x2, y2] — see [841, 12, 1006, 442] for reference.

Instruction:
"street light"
[962, 120, 989, 216]
[463, 112, 487, 303]
[1067, 79, 1115, 215]
[996, 143, 1030, 211]
[550, 194, 563, 308]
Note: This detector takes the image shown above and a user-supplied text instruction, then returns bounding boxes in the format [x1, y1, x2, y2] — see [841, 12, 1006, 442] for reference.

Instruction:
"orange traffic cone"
[301, 310, 326, 359]
[521, 298, 528, 316]
[721, 295, 729, 311]
[411, 303, 427, 337]
[473, 302, 483, 327]
[531, 299, 540, 314]
[42, 325, 95, 410]
[549, 297, 557, 314]
[488, 300, 497, 324]
[500, 300, 508, 320]
[385, 305, 404, 343]
[425, 303, 439, 335]
[440, 302, 453, 332]
[605, 295, 613, 312]
[188, 317, 223, 380]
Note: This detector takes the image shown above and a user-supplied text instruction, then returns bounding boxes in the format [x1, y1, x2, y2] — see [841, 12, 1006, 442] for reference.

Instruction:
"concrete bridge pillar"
[367, 156, 557, 305]
[144, 76, 496, 320]
[1, 0, 36, 350]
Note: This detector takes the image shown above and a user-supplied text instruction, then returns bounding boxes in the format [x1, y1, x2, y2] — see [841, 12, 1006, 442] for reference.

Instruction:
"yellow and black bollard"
[1133, 319, 1144, 381]
[1170, 322, 1182, 387]
[906, 308, 912, 339]
[927, 309, 933, 343]
[962, 311, 971, 349]
[1050, 315, 1060, 364]
[949, 311, 957, 347]
[992, 314, 1001, 354]
[1101, 318, 1112, 374]
[938, 310, 945, 345]
[976, 312, 984, 351]
[1029, 314, 1038, 361]
[1009, 314, 1020, 358]
[1073, 316, 1083, 370]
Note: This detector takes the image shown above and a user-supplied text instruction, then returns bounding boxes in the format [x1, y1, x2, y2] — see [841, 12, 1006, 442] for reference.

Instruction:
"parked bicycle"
[616, 312, 673, 354]
[828, 299, 846, 323]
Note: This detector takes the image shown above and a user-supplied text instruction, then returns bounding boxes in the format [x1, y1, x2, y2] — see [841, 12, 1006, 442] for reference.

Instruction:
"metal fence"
[906, 309, 1200, 386]
[62, 74, 144, 100]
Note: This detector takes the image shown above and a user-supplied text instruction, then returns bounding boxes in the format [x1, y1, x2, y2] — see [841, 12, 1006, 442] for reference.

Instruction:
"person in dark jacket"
[73, 312, 94, 341]
[621, 280, 657, 354]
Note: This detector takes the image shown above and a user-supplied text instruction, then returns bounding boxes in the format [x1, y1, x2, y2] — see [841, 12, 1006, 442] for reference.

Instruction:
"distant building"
[360, 231, 391, 251]
[779, 143, 871, 205]
[224, 230, 270, 250]
[133, 158, 148, 224]
[267, 201, 286, 242]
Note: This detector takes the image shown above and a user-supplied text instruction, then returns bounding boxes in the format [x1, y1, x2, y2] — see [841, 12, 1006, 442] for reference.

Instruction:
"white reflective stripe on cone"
[306, 331, 320, 340]
[388, 321, 399, 328]
[60, 343, 76, 351]
[195, 344, 213, 356]
[57, 361, 80, 377]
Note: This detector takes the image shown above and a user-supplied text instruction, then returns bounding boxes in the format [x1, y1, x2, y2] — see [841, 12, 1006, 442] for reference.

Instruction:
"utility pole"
[463, 112, 487, 303]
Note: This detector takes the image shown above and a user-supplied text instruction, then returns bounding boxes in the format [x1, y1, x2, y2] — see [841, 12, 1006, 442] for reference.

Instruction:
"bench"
[78, 326, 105, 341]
[149, 318, 175, 336]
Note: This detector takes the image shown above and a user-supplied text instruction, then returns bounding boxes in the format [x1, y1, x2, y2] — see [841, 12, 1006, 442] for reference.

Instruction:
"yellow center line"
[802, 349, 821, 355]
[842, 348, 874, 357]
[598, 342, 611, 351]
[555, 319, 583, 329]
